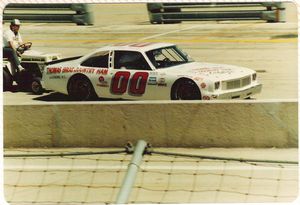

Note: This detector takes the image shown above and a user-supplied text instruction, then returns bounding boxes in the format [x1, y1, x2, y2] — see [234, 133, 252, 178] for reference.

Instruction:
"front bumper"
[210, 83, 262, 100]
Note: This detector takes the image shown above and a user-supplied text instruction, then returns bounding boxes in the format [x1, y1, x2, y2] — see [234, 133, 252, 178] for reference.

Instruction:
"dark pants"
[3, 47, 21, 75]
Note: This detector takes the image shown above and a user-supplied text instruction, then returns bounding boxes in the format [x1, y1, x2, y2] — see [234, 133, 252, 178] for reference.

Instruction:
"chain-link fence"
[4, 142, 298, 204]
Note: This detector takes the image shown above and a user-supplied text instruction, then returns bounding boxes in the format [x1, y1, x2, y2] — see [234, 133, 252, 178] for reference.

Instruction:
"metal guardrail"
[3, 4, 94, 25]
[147, 3, 285, 24]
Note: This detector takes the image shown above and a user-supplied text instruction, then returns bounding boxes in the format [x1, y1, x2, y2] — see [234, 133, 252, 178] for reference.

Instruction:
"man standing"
[3, 19, 25, 75]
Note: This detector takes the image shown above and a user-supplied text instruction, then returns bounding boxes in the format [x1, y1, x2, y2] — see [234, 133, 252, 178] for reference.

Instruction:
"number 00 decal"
[111, 71, 149, 95]
[111, 71, 130, 94]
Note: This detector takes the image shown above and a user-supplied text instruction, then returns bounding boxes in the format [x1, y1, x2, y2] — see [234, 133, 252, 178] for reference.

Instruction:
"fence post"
[116, 140, 148, 204]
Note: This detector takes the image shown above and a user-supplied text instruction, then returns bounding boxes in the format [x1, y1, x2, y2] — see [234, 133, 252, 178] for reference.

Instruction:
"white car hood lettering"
[168, 62, 254, 81]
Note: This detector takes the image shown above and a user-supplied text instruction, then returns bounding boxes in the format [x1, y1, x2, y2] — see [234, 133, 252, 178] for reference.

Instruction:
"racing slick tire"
[171, 78, 201, 100]
[31, 77, 44, 95]
[67, 75, 97, 101]
[3, 68, 13, 91]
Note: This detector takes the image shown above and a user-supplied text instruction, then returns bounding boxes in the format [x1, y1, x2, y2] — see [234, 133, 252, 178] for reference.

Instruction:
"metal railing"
[3, 3, 94, 25]
[147, 2, 285, 24]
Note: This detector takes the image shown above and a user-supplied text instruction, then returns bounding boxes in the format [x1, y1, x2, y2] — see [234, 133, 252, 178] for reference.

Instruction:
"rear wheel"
[16, 70, 32, 91]
[67, 75, 96, 101]
[171, 79, 201, 100]
[3, 69, 13, 91]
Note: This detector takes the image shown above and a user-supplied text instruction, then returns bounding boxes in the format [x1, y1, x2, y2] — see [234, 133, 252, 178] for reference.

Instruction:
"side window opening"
[114, 51, 151, 70]
[146, 46, 193, 69]
[81, 51, 109, 68]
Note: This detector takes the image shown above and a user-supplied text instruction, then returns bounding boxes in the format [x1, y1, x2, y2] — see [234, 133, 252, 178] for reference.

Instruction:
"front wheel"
[171, 79, 201, 100]
[67, 75, 96, 101]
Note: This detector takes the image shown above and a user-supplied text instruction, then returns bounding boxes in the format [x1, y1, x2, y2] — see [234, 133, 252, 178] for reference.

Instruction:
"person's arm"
[5, 31, 22, 56]
[4, 31, 15, 49]
[8, 40, 16, 49]
[8, 40, 22, 56]
[5, 31, 17, 49]
[18, 33, 23, 45]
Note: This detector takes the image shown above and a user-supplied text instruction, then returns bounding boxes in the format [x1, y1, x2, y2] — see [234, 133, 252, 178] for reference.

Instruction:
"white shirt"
[3, 29, 23, 48]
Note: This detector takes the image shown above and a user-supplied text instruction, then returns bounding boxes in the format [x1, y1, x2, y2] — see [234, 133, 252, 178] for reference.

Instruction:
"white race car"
[43, 42, 262, 100]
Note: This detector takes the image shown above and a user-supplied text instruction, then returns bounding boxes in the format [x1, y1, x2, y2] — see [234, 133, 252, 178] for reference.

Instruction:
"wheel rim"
[69, 78, 92, 100]
[176, 81, 200, 100]
[31, 81, 41, 93]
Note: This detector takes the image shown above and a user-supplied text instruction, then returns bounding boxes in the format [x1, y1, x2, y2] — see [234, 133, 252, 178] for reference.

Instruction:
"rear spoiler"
[46, 56, 83, 66]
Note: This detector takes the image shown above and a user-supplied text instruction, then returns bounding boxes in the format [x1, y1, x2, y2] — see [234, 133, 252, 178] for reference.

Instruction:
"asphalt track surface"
[2, 4, 298, 104]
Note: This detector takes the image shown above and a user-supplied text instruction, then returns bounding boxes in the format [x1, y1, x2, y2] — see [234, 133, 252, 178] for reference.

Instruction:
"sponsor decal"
[49, 75, 61, 79]
[99, 76, 105, 82]
[70, 68, 95, 74]
[149, 71, 158, 76]
[192, 67, 233, 75]
[61, 67, 96, 74]
[97, 84, 109, 87]
[97, 76, 109, 87]
[47, 67, 108, 75]
[148, 77, 157, 85]
[157, 78, 167, 87]
[97, 83, 109, 87]
[111, 71, 149, 95]
[96, 69, 108, 75]
[193, 77, 204, 81]
[47, 67, 62, 74]
[61, 67, 74, 73]
[200, 82, 206, 88]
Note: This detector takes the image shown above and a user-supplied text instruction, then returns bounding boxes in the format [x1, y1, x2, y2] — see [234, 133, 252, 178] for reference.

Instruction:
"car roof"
[95, 42, 175, 53]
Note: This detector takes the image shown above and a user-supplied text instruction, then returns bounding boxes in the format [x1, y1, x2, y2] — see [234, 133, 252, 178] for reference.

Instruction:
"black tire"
[16, 70, 32, 91]
[171, 79, 201, 100]
[67, 75, 96, 101]
[31, 77, 44, 95]
[3, 68, 13, 91]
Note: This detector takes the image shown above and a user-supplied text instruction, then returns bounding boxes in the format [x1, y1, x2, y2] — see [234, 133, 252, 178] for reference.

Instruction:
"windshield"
[146, 46, 194, 69]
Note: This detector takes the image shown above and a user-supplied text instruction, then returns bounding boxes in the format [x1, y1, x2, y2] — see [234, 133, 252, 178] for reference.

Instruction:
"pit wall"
[3, 101, 298, 148]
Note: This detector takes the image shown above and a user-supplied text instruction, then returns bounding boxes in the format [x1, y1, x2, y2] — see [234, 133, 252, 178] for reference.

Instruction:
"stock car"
[43, 42, 262, 100]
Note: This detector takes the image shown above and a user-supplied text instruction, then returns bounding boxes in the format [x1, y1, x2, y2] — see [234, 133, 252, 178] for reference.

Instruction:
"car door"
[79, 50, 111, 98]
[106, 50, 154, 100]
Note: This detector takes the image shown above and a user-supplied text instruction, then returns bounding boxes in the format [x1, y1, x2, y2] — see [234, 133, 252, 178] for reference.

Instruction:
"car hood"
[166, 62, 255, 81]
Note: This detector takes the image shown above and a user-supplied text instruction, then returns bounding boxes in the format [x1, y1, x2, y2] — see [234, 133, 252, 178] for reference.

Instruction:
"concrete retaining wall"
[3, 101, 298, 148]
